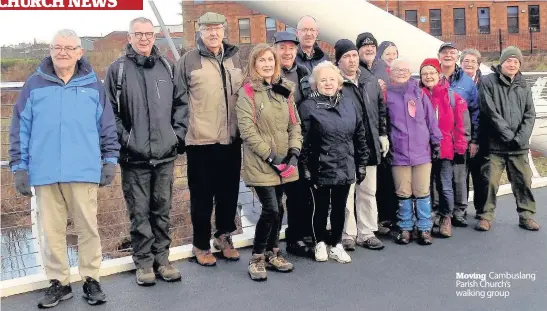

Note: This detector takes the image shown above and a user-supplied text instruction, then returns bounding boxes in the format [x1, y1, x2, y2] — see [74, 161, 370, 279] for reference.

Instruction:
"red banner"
[0, 0, 143, 10]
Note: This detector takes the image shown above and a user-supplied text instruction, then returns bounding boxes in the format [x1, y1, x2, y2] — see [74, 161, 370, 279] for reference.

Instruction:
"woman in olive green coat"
[236, 43, 302, 281]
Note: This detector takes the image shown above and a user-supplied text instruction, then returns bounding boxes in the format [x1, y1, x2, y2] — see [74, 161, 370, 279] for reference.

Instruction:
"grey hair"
[297, 15, 318, 29]
[308, 61, 343, 90]
[129, 17, 153, 33]
[390, 58, 411, 71]
[51, 29, 81, 47]
[460, 48, 482, 64]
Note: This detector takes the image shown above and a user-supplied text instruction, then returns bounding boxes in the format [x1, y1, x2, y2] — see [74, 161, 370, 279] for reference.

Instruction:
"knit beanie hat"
[356, 32, 378, 49]
[500, 46, 523, 65]
[335, 39, 358, 64]
[420, 58, 441, 74]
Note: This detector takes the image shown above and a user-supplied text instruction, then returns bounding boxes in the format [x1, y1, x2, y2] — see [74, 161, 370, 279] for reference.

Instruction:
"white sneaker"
[314, 242, 328, 262]
[329, 244, 352, 263]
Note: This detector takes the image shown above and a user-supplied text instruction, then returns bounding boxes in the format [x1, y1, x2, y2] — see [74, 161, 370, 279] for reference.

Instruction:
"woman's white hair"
[308, 61, 344, 91]
[460, 48, 482, 64]
[51, 29, 81, 47]
[390, 58, 411, 71]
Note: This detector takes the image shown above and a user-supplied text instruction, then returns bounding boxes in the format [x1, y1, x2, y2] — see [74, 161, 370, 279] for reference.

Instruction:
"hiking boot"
[452, 214, 468, 227]
[418, 231, 433, 245]
[439, 216, 452, 238]
[286, 240, 314, 258]
[475, 219, 491, 231]
[265, 249, 294, 272]
[357, 236, 385, 250]
[156, 264, 181, 282]
[328, 244, 351, 263]
[248, 254, 267, 281]
[213, 234, 240, 261]
[314, 241, 328, 262]
[395, 230, 411, 245]
[82, 277, 106, 305]
[377, 221, 391, 235]
[136, 268, 156, 286]
[519, 218, 540, 231]
[37, 280, 73, 308]
[192, 247, 217, 266]
[342, 239, 356, 251]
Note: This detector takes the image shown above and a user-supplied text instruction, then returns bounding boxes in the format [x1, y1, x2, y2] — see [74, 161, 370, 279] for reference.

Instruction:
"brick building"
[182, 0, 546, 54]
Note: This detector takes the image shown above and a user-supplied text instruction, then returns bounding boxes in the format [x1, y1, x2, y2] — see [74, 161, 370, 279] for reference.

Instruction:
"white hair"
[390, 58, 411, 71]
[460, 48, 482, 64]
[129, 17, 153, 33]
[51, 29, 81, 47]
[308, 61, 343, 90]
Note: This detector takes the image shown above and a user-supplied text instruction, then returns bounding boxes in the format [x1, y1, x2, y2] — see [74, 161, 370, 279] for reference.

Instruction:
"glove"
[356, 166, 367, 185]
[266, 152, 286, 175]
[379, 135, 390, 158]
[454, 153, 466, 165]
[177, 141, 186, 155]
[280, 148, 299, 178]
[14, 170, 32, 197]
[431, 145, 441, 161]
[99, 163, 116, 187]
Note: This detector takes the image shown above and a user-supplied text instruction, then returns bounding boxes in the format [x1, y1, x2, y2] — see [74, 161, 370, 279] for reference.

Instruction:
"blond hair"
[308, 61, 344, 91]
[244, 43, 282, 85]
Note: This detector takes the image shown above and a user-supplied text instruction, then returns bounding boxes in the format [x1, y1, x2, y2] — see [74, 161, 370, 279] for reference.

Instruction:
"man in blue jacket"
[437, 42, 480, 234]
[9, 29, 119, 308]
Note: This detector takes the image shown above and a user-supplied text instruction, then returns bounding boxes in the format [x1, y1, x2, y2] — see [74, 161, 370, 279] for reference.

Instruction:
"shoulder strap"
[448, 88, 456, 108]
[243, 83, 256, 124]
[116, 59, 125, 113]
[159, 56, 174, 81]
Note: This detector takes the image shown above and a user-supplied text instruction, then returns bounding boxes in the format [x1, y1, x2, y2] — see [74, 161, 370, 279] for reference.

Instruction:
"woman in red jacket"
[420, 58, 469, 239]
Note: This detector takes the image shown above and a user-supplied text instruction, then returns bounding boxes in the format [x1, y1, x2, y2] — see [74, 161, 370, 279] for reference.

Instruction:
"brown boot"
[475, 219, 491, 231]
[248, 254, 267, 281]
[192, 247, 216, 266]
[395, 230, 411, 245]
[213, 234, 240, 261]
[439, 216, 452, 238]
[519, 218, 540, 231]
[418, 231, 433, 245]
[265, 249, 294, 272]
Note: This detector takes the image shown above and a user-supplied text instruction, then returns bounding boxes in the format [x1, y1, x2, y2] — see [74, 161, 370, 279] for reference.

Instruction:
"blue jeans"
[432, 160, 455, 217]
[397, 197, 433, 231]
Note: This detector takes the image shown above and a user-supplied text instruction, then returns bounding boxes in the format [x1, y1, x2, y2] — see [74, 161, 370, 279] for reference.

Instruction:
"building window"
[478, 7, 490, 34]
[453, 8, 466, 35]
[238, 18, 251, 43]
[529, 5, 540, 32]
[265, 17, 277, 43]
[507, 6, 519, 34]
[286, 26, 297, 34]
[429, 9, 442, 36]
[405, 10, 418, 27]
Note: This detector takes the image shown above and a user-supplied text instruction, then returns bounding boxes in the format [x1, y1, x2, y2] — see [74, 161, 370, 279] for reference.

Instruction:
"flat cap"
[197, 12, 226, 25]
[272, 31, 299, 45]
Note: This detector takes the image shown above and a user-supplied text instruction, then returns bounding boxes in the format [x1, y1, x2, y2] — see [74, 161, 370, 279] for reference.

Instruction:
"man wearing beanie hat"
[337, 39, 388, 251]
[355, 32, 389, 84]
[437, 42, 480, 229]
[476, 46, 539, 232]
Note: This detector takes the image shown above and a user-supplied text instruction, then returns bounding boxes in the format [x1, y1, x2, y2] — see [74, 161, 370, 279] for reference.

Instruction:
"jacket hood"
[248, 77, 294, 96]
[491, 64, 526, 87]
[308, 90, 343, 108]
[388, 77, 419, 94]
[375, 41, 397, 61]
[125, 44, 161, 68]
[297, 42, 326, 62]
[37, 56, 96, 86]
[196, 36, 239, 59]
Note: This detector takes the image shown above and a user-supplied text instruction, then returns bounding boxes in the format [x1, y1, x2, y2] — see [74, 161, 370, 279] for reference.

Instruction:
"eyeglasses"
[440, 50, 458, 56]
[50, 45, 80, 53]
[131, 32, 155, 40]
[462, 59, 478, 64]
[201, 26, 224, 33]
[392, 68, 410, 74]
[297, 28, 318, 34]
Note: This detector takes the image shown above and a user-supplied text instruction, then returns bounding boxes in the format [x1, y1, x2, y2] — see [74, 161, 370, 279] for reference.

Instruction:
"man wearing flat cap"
[174, 12, 244, 266]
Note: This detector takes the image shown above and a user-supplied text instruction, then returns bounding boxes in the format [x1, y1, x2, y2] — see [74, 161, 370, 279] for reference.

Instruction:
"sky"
[0, 0, 182, 46]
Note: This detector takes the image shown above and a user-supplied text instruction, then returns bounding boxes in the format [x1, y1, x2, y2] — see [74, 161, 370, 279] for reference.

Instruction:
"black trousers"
[253, 186, 285, 254]
[466, 152, 486, 215]
[187, 143, 241, 251]
[312, 185, 351, 246]
[377, 159, 398, 222]
[284, 177, 314, 243]
[121, 160, 174, 269]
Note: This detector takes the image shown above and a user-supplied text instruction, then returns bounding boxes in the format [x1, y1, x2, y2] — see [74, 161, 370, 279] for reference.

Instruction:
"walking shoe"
[265, 249, 294, 272]
[314, 241, 328, 262]
[136, 268, 156, 286]
[475, 219, 491, 231]
[213, 234, 240, 261]
[156, 264, 182, 282]
[357, 236, 385, 250]
[328, 244, 351, 263]
[439, 216, 452, 238]
[286, 240, 314, 258]
[519, 218, 540, 231]
[37, 280, 73, 308]
[395, 230, 411, 244]
[82, 277, 106, 305]
[452, 214, 468, 227]
[192, 247, 217, 266]
[342, 239, 356, 251]
[376, 221, 391, 235]
[248, 254, 267, 281]
[418, 231, 433, 245]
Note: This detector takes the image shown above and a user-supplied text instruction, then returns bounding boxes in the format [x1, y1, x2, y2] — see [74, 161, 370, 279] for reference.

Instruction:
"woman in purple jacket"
[385, 59, 442, 245]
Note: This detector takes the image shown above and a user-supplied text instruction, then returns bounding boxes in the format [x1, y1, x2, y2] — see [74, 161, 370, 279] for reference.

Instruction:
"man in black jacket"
[476, 46, 539, 232]
[105, 17, 184, 286]
[335, 39, 388, 251]
[272, 31, 314, 257]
